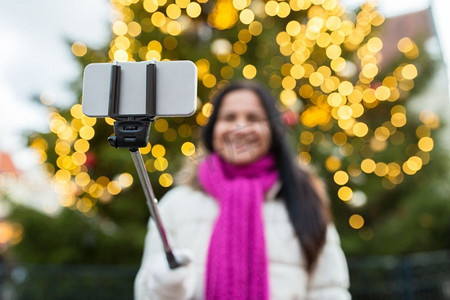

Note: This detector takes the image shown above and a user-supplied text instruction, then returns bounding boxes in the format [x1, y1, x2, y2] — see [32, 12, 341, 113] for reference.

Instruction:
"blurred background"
[1, 0, 449, 299]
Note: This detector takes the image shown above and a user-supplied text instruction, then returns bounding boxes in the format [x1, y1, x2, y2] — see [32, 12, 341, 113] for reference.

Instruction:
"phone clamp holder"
[106, 61, 180, 269]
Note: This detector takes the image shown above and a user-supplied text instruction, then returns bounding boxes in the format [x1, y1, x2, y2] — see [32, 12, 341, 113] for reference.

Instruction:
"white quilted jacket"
[135, 184, 351, 300]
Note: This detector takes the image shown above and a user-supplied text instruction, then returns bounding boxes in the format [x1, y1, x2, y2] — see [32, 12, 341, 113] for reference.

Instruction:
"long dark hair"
[202, 81, 331, 272]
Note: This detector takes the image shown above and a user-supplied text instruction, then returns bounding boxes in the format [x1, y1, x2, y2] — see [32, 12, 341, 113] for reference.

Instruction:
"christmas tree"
[7, 0, 449, 264]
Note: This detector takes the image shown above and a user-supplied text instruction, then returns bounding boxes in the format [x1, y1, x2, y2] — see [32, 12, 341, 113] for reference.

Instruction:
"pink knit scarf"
[198, 153, 278, 300]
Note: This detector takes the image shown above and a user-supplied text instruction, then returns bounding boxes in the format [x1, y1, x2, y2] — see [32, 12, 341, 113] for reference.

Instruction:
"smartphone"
[82, 60, 197, 118]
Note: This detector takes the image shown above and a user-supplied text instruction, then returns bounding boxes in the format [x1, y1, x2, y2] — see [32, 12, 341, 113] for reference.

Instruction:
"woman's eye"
[248, 114, 265, 122]
[221, 114, 236, 121]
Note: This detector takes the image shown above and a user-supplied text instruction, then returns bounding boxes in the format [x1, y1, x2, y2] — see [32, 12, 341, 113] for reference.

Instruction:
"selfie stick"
[106, 61, 181, 269]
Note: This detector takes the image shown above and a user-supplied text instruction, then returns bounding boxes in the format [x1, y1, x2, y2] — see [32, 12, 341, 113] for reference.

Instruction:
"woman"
[135, 81, 350, 299]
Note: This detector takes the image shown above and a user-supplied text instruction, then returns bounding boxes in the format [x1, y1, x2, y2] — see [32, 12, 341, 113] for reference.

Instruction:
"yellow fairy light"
[280, 90, 297, 107]
[96, 176, 110, 187]
[152, 144, 166, 158]
[361, 63, 378, 78]
[181, 142, 196, 156]
[154, 157, 169, 171]
[338, 81, 353, 96]
[416, 125, 431, 138]
[383, 76, 398, 88]
[349, 214, 364, 229]
[361, 158, 376, 173]
[242, 65, 257, 79]
[89, 184, 104, 199]
[309, 72, 324, 86]
[115, 36, 131, 50]
[350, 103, 364, 118]
[227, 54, 241, 67]
[176, 0, 190, 8]
[220, 66, 234, 79]
[326, 16, 341, 31]
[238, 29, 252, 43]
[55, 169, 71, 183]
[112, 21, 128, 36]
[419, 110, 439, 128]
[333, 132, 347, 146]
[374, 162, 388, 177]
[140, 142, 152, 155]
[265, 0, 278, 16]
[282, 76, 296, 90]
[334, 170, 349, 185]
[114, 49, 129, 61]
[72, 152, 87, 166]
[151, 12, 166, 27]
[203, 74, 217, 87]
[299, 84, 313, 98]
[387, 162, 401, 177]
[55, 141, 71, 156]
[79, 126, 95, 140]
[323, 0, 338, 10]
[276, 32, 291, 46]
[338, 117, 355, 130]
[317, 32, 331, 48]
[167, 21, 182, 36]
[159, 173, 173, 187]
[327, 93, 345, 107]
[290, 65, 305, 79]
[331, 57, 346, 72]
[154, 119, 169, 132]
[375, 86, 390, 101]
[326, 44, 341, 59]
[402, 161, 416, 176]
[374, 126, 390, 141]
[163, 128, 177, 142]
[166, 4, 181, 19]
[127, 21, 141, 37]
[348, 89, 363, 103]
[338, 186, 353, 201]
[337, 106, 353, 120]
[249, 21, 263, 36]
[239, 9, 254, 24]
[300, 131, 314, 145]
[118, 173, 134, 188]
[401, 64, 418, 80]
[107, 181, 122, 195]
[397, 37, 414, 53]
[233, 0, 248, 10]
[277, 2, 291, 18]
[391, 113, 406, 127]
[71, 42, 87, 57]
[330, 31, 345, 45]
[196, 113, 209, 126]
[325, 156, 341, 172]
[317, 66, 331, 78]
[143, 0, 158, 13]
[418, 137, 434, 152]
[353, 122, 368, 137]
[362, 88, 376, 103]
[286, 21, 301, 36]
[406, 156, 423, 172]
[186, 2, 201, 18]
[202, 103, 214, 117]
[367, 37, 383, 53]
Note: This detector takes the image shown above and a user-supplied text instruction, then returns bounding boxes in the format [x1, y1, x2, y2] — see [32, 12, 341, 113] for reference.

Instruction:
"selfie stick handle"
[130, 149, 181, 269]
[107, 61, 180, 269]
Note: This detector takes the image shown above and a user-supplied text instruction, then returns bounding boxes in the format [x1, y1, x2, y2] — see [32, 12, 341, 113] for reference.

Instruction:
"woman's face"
[212, 89, 272, 165]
